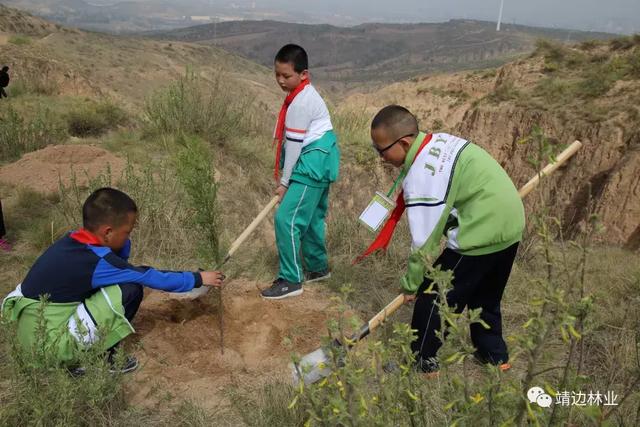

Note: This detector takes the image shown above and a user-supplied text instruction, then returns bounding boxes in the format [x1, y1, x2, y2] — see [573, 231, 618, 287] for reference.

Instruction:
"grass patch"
[332, 107, 376, 167]
[533, 77, 572, 104]
[521, 38, 640, 110]
[8, 35, 30, 45]
[9, 66, 59, 97]
[487, 81, 521, 104]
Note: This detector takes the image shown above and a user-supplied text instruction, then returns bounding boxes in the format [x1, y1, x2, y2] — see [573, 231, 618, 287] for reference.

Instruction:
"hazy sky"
[250, 0, 639, 33]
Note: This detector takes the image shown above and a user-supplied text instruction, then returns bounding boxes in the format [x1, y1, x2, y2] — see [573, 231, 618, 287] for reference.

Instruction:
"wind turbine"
[496, 0, 505, 31]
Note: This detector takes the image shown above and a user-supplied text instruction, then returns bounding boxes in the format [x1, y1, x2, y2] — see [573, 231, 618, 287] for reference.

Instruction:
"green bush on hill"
[65, 101, 128, 137]
[144, 69, 249, 144]
[0, 105, 67, 162]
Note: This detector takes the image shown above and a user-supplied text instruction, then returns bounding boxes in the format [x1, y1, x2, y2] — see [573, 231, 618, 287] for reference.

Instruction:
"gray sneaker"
[261, 278, 303, 300]
[304, 270, 331, 284]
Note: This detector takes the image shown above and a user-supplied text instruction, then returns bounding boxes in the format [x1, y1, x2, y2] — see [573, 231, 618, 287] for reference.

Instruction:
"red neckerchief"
[70, 228, 102, 245]
[353, 133, 433, 264]
[273, 79, 311, 182]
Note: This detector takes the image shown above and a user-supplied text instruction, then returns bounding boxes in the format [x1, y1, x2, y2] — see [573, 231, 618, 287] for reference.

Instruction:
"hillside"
[343, 37, 640, 249]
[154, 19, 616, 89]
[0, 4, 279, 111]
[1, 6, 639, 425]
[1, 0, 306, 33]
[1, 0, 192, 33]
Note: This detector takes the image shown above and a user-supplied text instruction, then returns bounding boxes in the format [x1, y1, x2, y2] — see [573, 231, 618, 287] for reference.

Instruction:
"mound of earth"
[0, 144, 126, 193]
[129, 279, 339, 409]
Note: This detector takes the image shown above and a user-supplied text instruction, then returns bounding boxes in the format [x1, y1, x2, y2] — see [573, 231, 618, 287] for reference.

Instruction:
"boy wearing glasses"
[261, 44, 340, 300]
[363, 105, 524, 374]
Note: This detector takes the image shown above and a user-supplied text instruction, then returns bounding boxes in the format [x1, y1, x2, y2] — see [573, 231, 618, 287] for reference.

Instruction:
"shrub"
[290, 286, 430, 426]
[534, 39, 567, 64]
[609, 36, 635, 51]
[627, 48, 640, 79]
[175, 135, 221, 265]
[65, 101, 128, 137]
[144, 69, 248, 144]
[0, 105, 67, 162]
[578, 40, 600, 51]
[576, 68, 616, 98]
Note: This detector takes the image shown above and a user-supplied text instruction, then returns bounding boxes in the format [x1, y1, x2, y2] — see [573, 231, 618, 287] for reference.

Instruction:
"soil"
[0, 144, 126, 193]
[128, 279, 337, 409]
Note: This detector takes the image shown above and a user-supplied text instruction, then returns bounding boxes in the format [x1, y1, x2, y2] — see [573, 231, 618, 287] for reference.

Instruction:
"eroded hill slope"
[344, 38, 640, 249]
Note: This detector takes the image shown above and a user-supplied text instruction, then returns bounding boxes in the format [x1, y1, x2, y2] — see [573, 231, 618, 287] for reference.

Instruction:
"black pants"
[0, 199, 5, 238]
[119, 283, 143, 322]
[107, 283, 143, 354]
[410, 242, 519, 370]
[0, 87, 6, 98]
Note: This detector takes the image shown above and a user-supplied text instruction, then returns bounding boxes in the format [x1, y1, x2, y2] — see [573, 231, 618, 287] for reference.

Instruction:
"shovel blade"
[290, 347, 332, 385]
[170, 286, 209, 300]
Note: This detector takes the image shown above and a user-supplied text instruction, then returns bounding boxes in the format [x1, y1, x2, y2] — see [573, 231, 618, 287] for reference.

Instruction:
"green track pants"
[275, 181, 329, 284]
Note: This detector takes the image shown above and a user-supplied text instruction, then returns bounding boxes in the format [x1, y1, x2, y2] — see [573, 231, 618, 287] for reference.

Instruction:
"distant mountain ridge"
[153, 19, 617, 87]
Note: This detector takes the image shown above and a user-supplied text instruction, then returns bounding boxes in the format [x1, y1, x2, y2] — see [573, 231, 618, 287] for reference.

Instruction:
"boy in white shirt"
[261, 44, 340, 300]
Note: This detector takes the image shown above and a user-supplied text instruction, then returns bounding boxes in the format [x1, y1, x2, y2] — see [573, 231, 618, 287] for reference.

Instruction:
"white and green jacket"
[1, 284, 134, 363]
[401, 132, 525, 293]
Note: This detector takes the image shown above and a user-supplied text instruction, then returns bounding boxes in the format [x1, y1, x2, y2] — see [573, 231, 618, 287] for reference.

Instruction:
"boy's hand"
[275, 184, 288, 201]
[201, 271, 225, 287]
[403, 293, 417, 304]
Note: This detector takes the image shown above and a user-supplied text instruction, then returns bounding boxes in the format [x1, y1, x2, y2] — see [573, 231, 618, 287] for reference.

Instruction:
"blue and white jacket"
[21, 229, 202, 303]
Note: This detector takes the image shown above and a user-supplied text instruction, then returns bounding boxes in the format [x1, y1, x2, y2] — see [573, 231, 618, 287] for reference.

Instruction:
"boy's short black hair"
[274, 44, 308, 73]
[371, 105, 419, 139]
[82, 187, 137, 231]
[1, 66, 8, 72]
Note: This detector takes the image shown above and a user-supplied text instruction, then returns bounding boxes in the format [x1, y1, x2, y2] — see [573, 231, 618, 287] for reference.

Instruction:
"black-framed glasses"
[372, 133, 415, 156]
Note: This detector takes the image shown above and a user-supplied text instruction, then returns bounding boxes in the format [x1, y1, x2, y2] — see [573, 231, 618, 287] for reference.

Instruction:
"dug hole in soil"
[129, 279, 338, 409]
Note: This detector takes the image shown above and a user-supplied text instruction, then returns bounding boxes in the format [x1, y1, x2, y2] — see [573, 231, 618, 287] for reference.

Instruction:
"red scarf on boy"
[353, 133, 432, 264]
[273, 79, 311, 182]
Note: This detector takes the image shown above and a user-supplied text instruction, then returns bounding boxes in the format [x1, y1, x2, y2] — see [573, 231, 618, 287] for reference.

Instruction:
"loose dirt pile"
[129, 279, 339, 409]
[0, 144, 126, 193]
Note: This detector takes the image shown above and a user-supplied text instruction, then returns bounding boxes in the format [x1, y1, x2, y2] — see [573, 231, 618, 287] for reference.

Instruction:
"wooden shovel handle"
[367, 294, 405, 333]
[222, 195, 279, 264]
[518, 140, 582, 198]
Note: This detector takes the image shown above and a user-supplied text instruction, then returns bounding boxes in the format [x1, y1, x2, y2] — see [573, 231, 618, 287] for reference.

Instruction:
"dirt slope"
[343, 40, 640, 249]
[0, 144, 126, 193]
